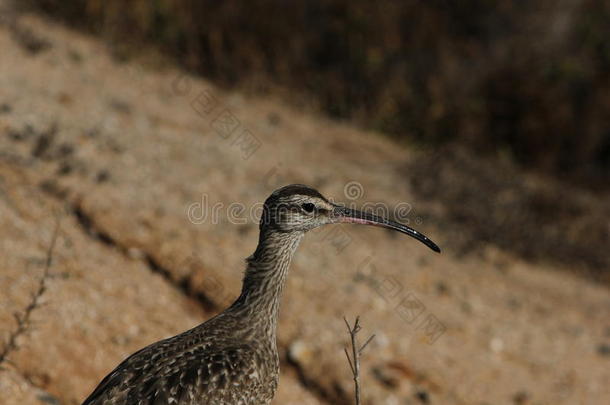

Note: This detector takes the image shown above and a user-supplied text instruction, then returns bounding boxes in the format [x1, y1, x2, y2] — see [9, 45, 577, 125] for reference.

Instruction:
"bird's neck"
[228, 228, 304, 339]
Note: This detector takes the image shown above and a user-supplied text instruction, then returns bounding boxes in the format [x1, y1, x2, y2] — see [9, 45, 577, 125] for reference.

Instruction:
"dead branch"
[0, 218, 60, 368]
[343, 316, 375, 405]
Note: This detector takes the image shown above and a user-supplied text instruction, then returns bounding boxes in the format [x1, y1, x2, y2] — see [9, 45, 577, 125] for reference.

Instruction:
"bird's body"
[82, 185, 439, 405]
[82, 310, 280, 405]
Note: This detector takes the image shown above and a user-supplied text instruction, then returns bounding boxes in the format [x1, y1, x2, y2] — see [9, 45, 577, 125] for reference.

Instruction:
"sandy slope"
[0, 10, 609, 405]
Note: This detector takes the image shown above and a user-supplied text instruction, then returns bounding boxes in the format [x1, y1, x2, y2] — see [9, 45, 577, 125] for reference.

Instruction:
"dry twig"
[343, 316, 375, 405]
[0, 219, 60, 368]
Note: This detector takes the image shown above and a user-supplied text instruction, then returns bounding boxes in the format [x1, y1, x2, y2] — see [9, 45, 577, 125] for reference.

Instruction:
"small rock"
[375, 331, 389, 348]
[57, 92, 72, 105]
[268, 112, 281, 126]
[513, 390, 529, 404]
[56, 143, 74, 157]
[111, 334, 131, 346]
[96, 170, 110, 183]
[31, 124, 57, 159]
[287, 340, 312, 366]
[109, 98, 132, 114]
[372, 366, 399, 389]
[414, 389, 429, 403]
[238, 223, 253, 235]
[39, 179, 68, 199]
[86, 127, 100, 138]
[8, 124, 35, 141]
[597, 343, 610, 356]
[127, 247, 145, 260]
[490, 337, 504, 353]
[11, 26, 52, 54]
[435, 281, 449, 296]
[68, 49, 83, 63]
[8, 128, 24, 141]
[56, 162, 72, 176]
[37, 392, 61, 405]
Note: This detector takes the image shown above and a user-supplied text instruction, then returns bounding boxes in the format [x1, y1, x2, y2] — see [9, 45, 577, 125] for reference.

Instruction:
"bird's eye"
[301, 203, 315, 213]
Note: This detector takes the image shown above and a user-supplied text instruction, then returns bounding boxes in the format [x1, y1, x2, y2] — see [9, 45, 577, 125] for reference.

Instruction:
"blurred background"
[29, 0, 610, 183]
[21, 0, 610, 278]
[1, 1, 609, 404]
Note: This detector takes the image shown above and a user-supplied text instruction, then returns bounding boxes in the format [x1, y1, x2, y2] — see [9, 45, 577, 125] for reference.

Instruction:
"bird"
[82, 184, 440, 405]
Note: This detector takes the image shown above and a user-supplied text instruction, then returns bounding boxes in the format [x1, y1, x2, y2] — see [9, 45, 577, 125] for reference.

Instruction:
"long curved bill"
[333, 205, 441, 253]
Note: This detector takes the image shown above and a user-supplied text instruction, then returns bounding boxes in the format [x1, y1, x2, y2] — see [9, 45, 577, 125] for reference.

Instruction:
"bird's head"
[261, 184, 440, 253]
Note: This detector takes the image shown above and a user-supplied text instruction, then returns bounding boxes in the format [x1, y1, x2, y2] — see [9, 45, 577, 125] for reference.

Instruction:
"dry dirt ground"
[1, 9, 609, 405]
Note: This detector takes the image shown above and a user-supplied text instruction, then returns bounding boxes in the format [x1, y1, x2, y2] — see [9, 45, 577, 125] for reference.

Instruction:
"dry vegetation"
[21, 0, 610, 186]
[0, 219, 57, 369]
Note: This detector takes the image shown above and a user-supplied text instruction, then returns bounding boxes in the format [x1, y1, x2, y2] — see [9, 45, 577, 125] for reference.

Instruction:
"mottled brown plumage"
[82, 184, 439, 405]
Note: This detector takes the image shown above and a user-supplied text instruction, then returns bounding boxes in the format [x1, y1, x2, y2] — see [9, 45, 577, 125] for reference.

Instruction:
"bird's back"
[83, 313, 278, 405]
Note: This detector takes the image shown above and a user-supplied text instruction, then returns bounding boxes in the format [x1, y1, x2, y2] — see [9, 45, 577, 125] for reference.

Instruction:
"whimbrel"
[82, 184, 440, 405]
